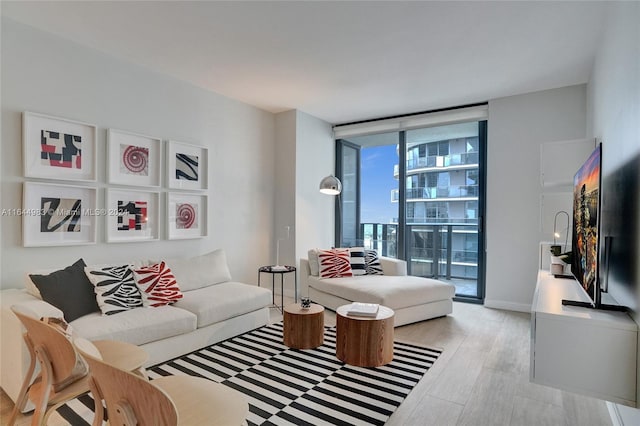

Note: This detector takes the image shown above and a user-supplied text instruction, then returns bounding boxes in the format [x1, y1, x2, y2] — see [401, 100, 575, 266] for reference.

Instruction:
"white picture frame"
[106, 189, 160, 243]
[167, 192, 207, 240]
[107, 129, 162, 187]
[23, 182, 97, 247]
[166, 141, 208, 190]
[23, 111, 97, 181]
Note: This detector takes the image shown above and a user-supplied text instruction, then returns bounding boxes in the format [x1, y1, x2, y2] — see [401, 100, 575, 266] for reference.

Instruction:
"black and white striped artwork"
[175, 153, 199, 181]
[52, 323, 441, 425]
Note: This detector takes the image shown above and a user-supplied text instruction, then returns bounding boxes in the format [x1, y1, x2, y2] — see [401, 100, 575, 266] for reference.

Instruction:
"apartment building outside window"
[334, 105, 487, 302]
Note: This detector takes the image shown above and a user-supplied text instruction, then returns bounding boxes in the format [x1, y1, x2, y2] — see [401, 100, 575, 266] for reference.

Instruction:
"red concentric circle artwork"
[176, 203, 196, 229]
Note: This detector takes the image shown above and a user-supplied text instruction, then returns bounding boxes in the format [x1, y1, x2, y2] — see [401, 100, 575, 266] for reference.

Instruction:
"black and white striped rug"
[53, 322, 441, 425]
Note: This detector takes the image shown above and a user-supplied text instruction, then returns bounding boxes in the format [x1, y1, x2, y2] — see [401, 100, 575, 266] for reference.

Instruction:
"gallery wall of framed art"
[21, 111, 209, 247]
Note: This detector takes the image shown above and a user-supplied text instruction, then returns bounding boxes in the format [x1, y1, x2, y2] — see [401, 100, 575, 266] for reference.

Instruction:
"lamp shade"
[319, 175, 342, 195]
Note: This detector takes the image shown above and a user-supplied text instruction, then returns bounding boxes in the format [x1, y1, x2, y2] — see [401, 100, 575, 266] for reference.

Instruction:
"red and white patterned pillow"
[133, 261, 183, 307]
[318, 248, 353, 278]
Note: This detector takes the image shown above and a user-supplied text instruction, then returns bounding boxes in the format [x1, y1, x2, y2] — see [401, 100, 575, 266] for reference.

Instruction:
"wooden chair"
[76, 339, 249, 426]
[7, 309, 94, 426]
[7, 308, 149, 426]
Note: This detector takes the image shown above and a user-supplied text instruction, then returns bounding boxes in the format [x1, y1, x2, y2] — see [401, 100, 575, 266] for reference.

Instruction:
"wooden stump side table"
[283, 303, 325, 349]
[335, 304, 394, 367]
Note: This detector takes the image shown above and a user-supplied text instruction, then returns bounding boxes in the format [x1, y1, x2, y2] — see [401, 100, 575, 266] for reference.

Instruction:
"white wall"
[586, 2, 640, 423]
[485, 85, 587, 311]
[0, 18, 276, 288]
[294, 110, 334, 296]
[274, 110, 297, 271]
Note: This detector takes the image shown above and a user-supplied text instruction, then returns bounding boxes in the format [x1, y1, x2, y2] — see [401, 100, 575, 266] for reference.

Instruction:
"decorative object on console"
[23, 182, 97, 247]
[550, 210, 570, 256]
[85, 264, 143, 315]
[106, 189, 159, 243]
[317, 248, 353, 278]
[107, 128, 162, 187]
[29, 258, 100, 322]
[166, 140, 208, 190]
[167, 192, 207, 239]
[23, 111, 97, 182]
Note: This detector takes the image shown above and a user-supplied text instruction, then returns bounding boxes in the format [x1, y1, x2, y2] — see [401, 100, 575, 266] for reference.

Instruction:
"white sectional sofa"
[0, 249, 272, 408]
[301, 254, 455, 326]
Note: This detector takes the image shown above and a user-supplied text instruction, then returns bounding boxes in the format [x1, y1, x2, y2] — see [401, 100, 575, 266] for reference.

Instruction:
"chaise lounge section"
[300, 251, 455, 326]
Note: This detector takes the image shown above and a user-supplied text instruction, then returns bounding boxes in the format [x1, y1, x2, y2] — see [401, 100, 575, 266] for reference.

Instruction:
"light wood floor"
[1, 301, 613, 425]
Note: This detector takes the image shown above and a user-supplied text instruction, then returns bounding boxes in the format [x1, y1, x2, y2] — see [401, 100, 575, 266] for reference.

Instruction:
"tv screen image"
[571, 143, 601, 304]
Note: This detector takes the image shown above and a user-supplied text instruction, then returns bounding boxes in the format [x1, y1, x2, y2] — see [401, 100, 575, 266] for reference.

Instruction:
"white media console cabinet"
[530, 270, 638, 406]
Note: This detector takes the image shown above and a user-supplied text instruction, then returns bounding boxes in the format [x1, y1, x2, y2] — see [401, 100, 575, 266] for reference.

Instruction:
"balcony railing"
[391, 185, 478, 201]
[358, 223, 479, 281]
[393, 152, 479, 175]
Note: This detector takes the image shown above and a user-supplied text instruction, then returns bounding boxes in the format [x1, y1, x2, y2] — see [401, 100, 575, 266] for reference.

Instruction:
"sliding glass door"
[336, 121, 486, 302]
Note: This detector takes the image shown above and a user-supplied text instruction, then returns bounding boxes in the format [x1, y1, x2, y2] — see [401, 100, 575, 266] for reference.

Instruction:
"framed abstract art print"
[23, 112, 97, 182]
[105, 189, 159, 243]
[167, 192, 207, 239]
[107, 129, 162, 187]
[166, 141, 208, 190]
[23, 182, 97, 247]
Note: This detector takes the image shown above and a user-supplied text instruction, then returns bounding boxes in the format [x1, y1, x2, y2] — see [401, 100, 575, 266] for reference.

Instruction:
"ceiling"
[1, 1, 608, 124]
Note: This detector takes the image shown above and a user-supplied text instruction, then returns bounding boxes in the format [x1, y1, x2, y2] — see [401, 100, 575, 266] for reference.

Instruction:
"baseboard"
[607, 402, 623, 426]
[483, 299, 531, 313]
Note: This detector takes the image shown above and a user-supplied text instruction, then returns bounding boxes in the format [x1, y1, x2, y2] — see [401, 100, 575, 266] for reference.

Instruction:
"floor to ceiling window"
[334, 105, 487, 302]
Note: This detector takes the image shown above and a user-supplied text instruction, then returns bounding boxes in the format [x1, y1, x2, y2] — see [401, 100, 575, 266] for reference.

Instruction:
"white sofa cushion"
[70, 305, 197, 346]
[309, 275, 455, 309]
[173, 282, 272, 328]
[165, 249, 232, 291]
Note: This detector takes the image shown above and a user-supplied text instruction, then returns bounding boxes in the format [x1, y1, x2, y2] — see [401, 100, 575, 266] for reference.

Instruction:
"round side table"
[335, 304, 394, 367]
[283, 303, 325, 349]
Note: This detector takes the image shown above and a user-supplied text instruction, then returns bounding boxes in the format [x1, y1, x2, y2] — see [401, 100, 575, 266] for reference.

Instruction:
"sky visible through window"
[361, 144, 398, 224]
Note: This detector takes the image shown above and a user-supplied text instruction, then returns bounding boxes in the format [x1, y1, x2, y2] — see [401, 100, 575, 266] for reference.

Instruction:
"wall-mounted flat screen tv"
[571, 143, 602, 305]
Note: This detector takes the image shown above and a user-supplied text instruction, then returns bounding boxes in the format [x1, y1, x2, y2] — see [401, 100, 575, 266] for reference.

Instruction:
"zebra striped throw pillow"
[85, 264, 143, 315]
[365, 250, 384, 275]
[318, 248, 353, 278]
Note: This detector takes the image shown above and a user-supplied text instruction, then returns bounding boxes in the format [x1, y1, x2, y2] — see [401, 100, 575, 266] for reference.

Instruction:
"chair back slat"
[12, 309, 80, 386]
[79, 348, 179, 426]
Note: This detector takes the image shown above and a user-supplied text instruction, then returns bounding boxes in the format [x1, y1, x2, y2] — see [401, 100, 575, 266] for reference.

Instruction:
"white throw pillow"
[164, 249, 232, 292]
[308, 249, 320, 276]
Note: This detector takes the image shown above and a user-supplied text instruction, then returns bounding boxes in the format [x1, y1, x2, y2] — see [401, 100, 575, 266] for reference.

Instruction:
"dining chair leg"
[7, 335, 37, 426]
[32, 347, 54, 426]
[88, 377, 105, 426]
